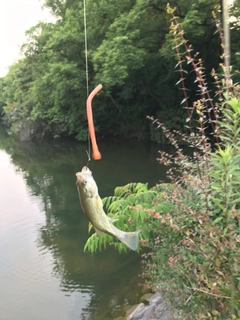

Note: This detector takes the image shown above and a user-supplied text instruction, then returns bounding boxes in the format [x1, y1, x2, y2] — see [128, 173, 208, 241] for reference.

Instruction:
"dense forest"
[0, 0, 240, 141]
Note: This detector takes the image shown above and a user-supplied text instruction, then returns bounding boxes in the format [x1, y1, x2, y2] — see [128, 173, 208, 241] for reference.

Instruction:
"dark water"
[0, 125, 167, 320]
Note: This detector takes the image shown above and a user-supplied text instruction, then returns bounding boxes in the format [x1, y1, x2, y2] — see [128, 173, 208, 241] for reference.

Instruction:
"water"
[0, 125, 166, 320]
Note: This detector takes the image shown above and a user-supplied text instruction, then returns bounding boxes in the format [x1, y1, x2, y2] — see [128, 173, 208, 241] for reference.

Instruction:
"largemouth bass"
[76, 166, 140, 251]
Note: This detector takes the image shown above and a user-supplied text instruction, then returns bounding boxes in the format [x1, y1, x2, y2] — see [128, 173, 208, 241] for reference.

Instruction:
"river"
[0, 124, 167, 320]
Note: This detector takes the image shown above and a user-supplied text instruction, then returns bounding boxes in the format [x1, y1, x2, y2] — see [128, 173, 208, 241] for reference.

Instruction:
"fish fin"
[88, 223, 94, 233]
[95, 195, 103, 209]
[108, 217, 119, 223]
[95, 228, 102, 237]
[109, 222, 141, 251]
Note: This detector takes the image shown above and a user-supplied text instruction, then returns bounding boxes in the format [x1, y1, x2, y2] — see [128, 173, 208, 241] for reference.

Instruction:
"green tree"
[1, 0, 240, 141]
[0, 78, 6, 115]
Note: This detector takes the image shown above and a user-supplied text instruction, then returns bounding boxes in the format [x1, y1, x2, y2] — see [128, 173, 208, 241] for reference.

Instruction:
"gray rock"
[127, 292, 179, 320]
[125, 303, 147, 320]
[18, 124, 33, 141]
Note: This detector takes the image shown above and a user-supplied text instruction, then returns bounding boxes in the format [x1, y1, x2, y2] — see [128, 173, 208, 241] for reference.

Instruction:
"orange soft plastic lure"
[86, 84, 102, 160]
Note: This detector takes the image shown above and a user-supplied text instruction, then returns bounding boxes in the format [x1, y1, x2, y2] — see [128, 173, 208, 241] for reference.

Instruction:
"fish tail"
[110, 223, 140, 251]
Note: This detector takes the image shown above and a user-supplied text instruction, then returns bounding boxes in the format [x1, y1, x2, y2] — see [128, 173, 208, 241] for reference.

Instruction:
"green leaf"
[212, 216, 223, 225]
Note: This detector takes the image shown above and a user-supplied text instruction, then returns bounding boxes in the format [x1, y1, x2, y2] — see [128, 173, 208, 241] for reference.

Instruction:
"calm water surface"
[0, 125, 166, 320]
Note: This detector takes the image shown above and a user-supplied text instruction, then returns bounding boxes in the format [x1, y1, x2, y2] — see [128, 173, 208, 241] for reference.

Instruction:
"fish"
[76, 166, 140, 251]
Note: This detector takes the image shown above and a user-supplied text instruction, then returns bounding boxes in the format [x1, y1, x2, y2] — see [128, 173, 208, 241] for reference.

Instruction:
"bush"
[143, 8, 240, 318]
[143, 94, 240, 319]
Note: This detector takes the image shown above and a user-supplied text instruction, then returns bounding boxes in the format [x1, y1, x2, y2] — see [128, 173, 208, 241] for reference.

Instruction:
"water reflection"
[0, 124, 166, 320]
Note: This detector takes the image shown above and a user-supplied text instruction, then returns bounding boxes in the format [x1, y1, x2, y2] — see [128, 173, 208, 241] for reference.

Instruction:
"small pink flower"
[153, 212, 160, 219]
[128, 218, 133, 224]
[155, 237, 161, 243]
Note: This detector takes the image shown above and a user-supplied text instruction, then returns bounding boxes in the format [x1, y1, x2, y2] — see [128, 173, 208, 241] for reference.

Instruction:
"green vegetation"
[83, 7, 240, 319]
[1, 0, 240, 141]
[1, 0, 239, 317]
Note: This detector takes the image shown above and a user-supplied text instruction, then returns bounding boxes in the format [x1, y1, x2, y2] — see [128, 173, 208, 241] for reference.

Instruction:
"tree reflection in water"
[0, 126, 165, 319]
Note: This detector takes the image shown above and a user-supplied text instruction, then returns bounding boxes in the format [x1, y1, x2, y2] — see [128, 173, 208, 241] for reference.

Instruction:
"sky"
[0, 0, 53, 77]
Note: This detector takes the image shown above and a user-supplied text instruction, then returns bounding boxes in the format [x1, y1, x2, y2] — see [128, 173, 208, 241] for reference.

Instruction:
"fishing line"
[83, 0, 89, 97]
[83, 0, 91, 165]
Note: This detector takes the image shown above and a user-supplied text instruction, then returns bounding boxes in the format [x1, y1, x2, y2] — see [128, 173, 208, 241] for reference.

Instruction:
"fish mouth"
[81, 166, 92, 176]
[76, 167, 92, 186]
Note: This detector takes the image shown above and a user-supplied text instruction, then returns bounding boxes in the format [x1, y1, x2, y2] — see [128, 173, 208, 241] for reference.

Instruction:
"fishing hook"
[86, 84, 102, 160]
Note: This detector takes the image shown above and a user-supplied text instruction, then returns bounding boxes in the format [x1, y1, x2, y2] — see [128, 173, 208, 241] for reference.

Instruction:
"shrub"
[143, 94, 240, 319]
[143, 7, 240, 318]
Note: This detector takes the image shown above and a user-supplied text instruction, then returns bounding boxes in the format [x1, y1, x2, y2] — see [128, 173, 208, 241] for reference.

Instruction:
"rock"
[7, 117, 45, 142]
[124, 303, 147, 320]
[18, 123, 33, 141]
[139, 293, 154, 304]
[125, 293, 179, 320]
[140, 285, 152, 295]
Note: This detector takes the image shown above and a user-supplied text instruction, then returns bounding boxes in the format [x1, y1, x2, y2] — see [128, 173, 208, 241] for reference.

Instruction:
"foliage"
[1, 0, 240, 317]
[144, 96, 240, 319]
[2, 0, 240, 140]
[144, 9, 240, 318]
[0, 78, 6, 115]
[84, 6, 240, 319]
